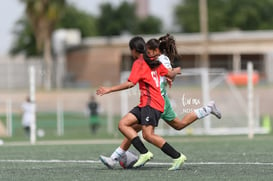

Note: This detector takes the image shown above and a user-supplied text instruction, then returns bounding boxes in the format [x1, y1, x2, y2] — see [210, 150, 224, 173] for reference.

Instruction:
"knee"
[142, 132, 153, 143]
[118, 121, 125, 132]
[172, 122, 186, 130]
[174, 126, 181, 130]
[142, 133, 148, 141]
[118, 124, 122, 132]
[175, 125, 185, 130]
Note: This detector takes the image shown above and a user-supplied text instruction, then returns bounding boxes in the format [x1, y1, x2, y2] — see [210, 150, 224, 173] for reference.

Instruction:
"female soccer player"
[96, 36, 184, 170]
[148, 34, 221, 129]
[99, 34, 221, 170]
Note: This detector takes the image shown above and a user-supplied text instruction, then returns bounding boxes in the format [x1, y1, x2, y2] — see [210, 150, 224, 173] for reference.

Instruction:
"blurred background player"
[99, 34, 221, 170]
[21, 96, 36, 137]
[87, 95, 100, 134]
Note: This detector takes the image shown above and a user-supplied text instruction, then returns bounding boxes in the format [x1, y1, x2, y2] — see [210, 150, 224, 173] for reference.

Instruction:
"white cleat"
[99, 155, 117, 169]
[208, 101, 222, 119]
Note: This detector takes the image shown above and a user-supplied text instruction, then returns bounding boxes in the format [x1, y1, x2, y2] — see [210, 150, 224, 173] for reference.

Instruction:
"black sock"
[131, 136, 148, 154]
[161, 142, 181, 159]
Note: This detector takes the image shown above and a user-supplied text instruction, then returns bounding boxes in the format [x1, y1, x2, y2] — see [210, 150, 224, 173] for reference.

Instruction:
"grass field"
[0, 135, 273, 181]
[0, 112, 123, 141]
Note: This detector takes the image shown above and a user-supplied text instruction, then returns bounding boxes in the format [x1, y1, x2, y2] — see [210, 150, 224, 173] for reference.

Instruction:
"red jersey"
[128, 54, 169, 112]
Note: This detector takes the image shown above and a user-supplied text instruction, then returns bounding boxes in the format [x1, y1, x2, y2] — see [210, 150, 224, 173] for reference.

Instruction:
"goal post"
[29, 66, 36, 144]
[5, 99, 12, 137]
[247, 61, 254, 139]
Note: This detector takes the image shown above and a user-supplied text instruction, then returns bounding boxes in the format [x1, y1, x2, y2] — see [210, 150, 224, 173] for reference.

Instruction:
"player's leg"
[136, 106, 186, 170]
[131, 106, 163, 168]
[161, 95, 195, 130]
[99, 124, 141, 169]
[118, 113, 139, 139]
[132, 124, 155, 168]
[141, 125, 165, 148]
[24, 126, 30, 137]
[99, 113, 139, 169]
[141, 124, 186, 170]
[119, 108, 153, 168]
[120, 123, 142, 150]
[165, 112, 197, 130]
[163, 97, 221, 130]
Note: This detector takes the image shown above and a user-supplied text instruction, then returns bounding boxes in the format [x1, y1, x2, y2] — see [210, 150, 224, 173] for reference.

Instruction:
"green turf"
[0, 135, 273, 181]
[0, 112, 123, 141]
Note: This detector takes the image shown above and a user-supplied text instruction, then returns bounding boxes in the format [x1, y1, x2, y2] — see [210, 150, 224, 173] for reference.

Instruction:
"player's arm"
[96, 81, 135, 96]
[166, 67, 181, 80]
[166, 68, 173, 88]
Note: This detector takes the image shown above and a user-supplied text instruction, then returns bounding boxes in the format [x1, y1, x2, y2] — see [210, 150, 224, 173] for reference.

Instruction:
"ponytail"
[159, 33, 179, 64]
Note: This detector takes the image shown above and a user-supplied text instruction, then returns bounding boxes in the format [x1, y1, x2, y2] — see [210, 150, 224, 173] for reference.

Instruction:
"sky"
[0, 0, 180, 56]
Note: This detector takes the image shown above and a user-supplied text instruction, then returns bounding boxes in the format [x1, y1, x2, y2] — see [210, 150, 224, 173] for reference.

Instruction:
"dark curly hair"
[158, 33, 179, 64]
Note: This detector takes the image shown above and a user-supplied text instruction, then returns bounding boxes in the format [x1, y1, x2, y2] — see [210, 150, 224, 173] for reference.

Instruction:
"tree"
[96, 2, 137, 36]
[224, 0, 273, 31]
[134, 16, 162, 34]
[96, 2, 162, 36]
[57, 4, 98, 37]
[10, 18, 41, 57]
[20, 0, 66, 90]
[175, 0, 199, 32]
[12, 1, 163, 59]
[175, 0, 273, 33]
[11, 3, 98, 58]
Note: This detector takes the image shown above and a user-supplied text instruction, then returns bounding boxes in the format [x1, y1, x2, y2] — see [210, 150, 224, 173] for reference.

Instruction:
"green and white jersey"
[158, 54, 177, 121]
[158, 54, 172, 96]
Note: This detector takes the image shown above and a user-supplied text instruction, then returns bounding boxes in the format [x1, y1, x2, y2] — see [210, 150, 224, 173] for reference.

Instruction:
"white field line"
[0, 160, 273, 166]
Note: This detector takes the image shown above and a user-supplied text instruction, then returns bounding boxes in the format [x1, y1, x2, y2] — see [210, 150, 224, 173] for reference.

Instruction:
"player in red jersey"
[97, 36, 185, 170]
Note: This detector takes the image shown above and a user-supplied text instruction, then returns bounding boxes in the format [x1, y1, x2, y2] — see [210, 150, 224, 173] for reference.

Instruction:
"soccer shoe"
[133, 151, 153, 168]
[99, 155, 117, 169]
[168, 153, 187, 171]
[207, 101, 222, 119]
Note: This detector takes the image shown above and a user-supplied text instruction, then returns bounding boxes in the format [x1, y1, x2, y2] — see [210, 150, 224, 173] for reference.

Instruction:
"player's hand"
[174, 67, 181, 74]
[96, 87, 111, 96]
[166, 78, 173, 88]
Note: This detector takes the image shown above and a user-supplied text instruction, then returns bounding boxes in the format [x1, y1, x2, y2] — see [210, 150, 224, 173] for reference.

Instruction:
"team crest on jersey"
[145, 116, 150, 122]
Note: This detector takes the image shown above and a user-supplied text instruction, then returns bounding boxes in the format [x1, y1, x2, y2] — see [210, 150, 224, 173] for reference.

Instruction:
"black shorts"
[129, 106, 162, 127]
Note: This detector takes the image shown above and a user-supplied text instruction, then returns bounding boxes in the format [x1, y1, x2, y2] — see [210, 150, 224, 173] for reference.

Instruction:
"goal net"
[120, 68, 269, 136]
